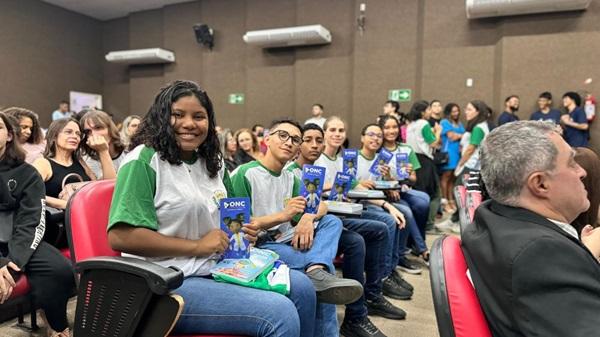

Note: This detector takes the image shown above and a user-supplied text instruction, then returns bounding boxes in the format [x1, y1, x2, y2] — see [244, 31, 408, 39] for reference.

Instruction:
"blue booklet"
[300, 164, 326, 214]
[396, 153, 410, 180]
[369, 148, 394, 177]
[220, 197, 251, 259]
[329, 172, 352, 202]
[342, 149, 358, 178]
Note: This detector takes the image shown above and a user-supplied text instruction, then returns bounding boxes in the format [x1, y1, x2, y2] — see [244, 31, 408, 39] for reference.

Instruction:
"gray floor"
[0, 235, 445, 337]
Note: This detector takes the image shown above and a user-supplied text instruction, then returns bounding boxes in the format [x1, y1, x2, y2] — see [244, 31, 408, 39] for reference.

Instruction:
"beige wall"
[101, 0, 600, 149]
[2, 0, 600, 150]
[0, 0, 102, 127]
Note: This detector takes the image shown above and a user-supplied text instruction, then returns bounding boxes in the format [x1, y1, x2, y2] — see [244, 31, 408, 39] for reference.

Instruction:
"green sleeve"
[408, 150, 421, 171]
[422, 124, 436, 144]
[223, 169, 234, 197]
[350, 178, 359, 189]
[229, 168, 254, 215]
[229, 169, 252, 199]
[108, 160, 158, 231]
[470, 126, 485, 146]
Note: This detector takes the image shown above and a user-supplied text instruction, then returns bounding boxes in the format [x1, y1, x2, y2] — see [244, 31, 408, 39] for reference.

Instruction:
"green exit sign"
[228, 93, 245, 105]
[388, 89, 412, 102]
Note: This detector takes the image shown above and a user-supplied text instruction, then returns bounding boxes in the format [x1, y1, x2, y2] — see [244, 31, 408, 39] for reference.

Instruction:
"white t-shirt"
[304, 117, 326, 129]
[231, 161, 300, 234]
[84, 152, 125, 179]
[406, 119, 435, 159]
[314, 153, 343, 186]
[108, 145, 230, 277]
[356, 151, 378, 181]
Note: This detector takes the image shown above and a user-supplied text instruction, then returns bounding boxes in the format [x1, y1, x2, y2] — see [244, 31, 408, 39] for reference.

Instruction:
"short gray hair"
[480, 121, 558, 206]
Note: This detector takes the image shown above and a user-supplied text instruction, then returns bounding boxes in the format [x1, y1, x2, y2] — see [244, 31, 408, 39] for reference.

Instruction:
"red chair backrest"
[66, 180, 119, 264]
[442, 236, 491, 337]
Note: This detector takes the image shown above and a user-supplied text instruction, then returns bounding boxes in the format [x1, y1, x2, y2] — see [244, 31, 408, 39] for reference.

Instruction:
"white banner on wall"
[70, 91, 103, 113]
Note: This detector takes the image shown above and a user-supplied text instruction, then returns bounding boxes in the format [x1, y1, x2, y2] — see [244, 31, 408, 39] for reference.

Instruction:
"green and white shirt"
[356, 150, 377, 181]
[385, 143, 421, 180]
[230, 161, 301, 234]
[406, 119, 436, 159]
[108, 145, 231, 277]
[284, 161, 303, 180]
[460, 121, 490, 170]
[314, 153, 343, 186]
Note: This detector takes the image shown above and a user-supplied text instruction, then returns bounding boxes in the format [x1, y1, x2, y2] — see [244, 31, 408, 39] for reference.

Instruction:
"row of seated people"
[1, 80, 440, 337]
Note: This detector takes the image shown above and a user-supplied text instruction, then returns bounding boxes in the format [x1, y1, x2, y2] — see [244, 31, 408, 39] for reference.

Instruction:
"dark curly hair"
[2, 107, 44, 144]
[131, 80, 222, 178]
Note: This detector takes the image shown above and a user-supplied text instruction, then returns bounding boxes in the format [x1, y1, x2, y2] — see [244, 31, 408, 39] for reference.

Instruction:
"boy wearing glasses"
[231, 118, 362, 337]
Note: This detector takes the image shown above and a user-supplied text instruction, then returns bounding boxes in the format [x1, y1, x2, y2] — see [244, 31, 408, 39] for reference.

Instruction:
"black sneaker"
[340, 316, 387, 337]
[382, 277, 412, 300]
[391, 269, 414, 292]
[397, 259, 422, 275]
[366, 296, 407, 320]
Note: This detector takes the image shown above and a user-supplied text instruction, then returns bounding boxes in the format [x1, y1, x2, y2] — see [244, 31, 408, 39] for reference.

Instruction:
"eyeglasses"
[62, 129, 82, 137]
[364, 131, 383, 139]
[271, 130, 303, 146]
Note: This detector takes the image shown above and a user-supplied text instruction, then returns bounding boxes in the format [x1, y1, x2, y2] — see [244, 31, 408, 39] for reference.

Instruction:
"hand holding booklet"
[212, 198, 290, 294]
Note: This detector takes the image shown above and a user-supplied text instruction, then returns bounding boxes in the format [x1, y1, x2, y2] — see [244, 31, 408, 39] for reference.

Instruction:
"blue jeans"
[393, 201, 427, 256]
[260, 214, 343, 337]
[363, 206, 402, 278]
[173, 270, 315, 337]
[338, 217, 388, 320]
[400, 189, 430, 239]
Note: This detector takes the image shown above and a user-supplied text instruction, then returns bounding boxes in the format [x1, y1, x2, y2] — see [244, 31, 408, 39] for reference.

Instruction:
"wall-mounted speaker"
[193, 24, 214, 50]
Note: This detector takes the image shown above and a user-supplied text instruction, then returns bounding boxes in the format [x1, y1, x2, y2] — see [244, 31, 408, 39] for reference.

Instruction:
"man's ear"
[526, 171, 550, 199]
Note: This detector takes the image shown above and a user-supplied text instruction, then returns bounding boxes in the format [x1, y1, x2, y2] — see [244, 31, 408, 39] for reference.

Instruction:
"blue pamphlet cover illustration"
[396, 153, 410, 180]
[211, 248, 279, 284]
[343, 149, 358, 177]
[300, 164, 326, 214]
[329, 172, 352, 202]
[369, 148, 394, 176]
[220, 197, 251, 259]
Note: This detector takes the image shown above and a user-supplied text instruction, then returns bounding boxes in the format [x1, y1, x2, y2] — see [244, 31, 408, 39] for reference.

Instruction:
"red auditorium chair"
[65, 179, 244, 337]
[429, 235, 492, 337]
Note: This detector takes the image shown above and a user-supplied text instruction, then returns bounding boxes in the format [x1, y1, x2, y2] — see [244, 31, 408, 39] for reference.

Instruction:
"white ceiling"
[40, 0, 197, 21]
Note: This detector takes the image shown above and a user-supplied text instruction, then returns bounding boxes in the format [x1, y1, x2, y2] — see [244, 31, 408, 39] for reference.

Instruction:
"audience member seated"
[32, 119, 106, 210]
[287, 123, 404, 337]
[80, 110, 124, 179]
[233, 127, 263, 166]
[2, 107, 46, 164]
[462, 121, 600, 337]
[0, 112, 75, 337]
[356, 123, 425, 275]
[379, 114, 431, 262]
[218, 128, 238, 172]
[107, 80, 316, 337]
[118, 114, 141, 151]
[572, 147, 600, 235]
[316, 117, 414, 301]
[231, 118, 363, 337]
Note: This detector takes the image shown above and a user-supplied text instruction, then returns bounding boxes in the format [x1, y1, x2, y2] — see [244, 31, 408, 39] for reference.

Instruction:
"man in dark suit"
[462, 120, 600, 337]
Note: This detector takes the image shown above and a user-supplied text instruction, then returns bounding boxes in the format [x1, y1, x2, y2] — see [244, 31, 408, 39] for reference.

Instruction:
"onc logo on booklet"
[224, 200, 246, 208]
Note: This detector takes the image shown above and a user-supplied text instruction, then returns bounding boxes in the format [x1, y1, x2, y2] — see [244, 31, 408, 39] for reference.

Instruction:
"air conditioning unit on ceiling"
[105, 48, 175, 64]
[243, 25, 332, 48]
[466, 0, 592, 19]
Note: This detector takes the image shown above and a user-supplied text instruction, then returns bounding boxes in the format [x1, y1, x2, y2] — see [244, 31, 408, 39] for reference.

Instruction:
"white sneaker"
[435, 219, 459, 233]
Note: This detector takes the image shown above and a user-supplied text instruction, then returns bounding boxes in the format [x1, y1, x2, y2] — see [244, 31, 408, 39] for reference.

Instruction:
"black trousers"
[1, 242, 75, 331]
